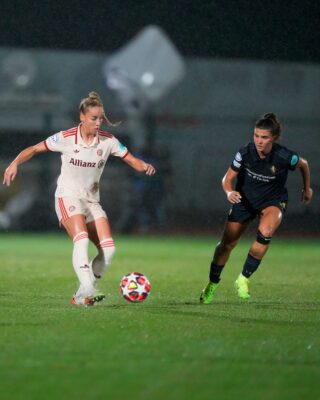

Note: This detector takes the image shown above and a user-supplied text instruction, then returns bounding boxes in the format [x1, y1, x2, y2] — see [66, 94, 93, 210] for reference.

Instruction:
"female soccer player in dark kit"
[3, 92, 156, 306]
[200, 113, 313, 303]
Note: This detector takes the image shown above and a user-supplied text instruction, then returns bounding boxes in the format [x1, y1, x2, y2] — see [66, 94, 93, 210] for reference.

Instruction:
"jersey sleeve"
[230, 148, 246, 172]
[278, 146, 299, 171]
[44, 131, 67, 152]
[288, 151, 299, 171]
[110, 136, 129, 158]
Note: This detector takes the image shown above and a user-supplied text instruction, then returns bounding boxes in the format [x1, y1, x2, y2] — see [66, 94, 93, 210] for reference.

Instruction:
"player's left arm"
[122, 152, 156, 176]
[297, 157, 313, 203]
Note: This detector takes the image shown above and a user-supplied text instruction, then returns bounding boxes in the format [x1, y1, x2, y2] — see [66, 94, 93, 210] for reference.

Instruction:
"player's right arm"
[297, 156, 313, 203]
[3, 141, 48, 186]
[222, 167, 241, 204]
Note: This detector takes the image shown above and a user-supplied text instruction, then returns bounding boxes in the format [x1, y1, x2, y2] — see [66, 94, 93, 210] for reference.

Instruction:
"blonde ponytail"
[79, 91, 121, 127]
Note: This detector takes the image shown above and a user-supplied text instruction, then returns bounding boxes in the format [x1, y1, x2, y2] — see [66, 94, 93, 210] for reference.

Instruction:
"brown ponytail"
[255, 112, 281, 139]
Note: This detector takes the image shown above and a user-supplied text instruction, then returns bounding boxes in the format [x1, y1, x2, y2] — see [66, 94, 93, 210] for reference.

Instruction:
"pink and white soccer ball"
[120, 272, 151, 302]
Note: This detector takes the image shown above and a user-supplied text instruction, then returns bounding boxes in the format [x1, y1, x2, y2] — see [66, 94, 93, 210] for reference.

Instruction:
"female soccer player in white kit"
[3, 92, 156, 306]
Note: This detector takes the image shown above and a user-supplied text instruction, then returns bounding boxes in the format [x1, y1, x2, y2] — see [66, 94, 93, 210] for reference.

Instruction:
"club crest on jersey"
[69, 205, 76, 212]
[270, 165, 276, 174]
[97, 149, 103, 157]
[69, 158, 96, 167]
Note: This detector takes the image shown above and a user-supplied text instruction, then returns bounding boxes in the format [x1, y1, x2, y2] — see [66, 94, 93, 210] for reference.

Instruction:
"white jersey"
[44, 125, 128, 202]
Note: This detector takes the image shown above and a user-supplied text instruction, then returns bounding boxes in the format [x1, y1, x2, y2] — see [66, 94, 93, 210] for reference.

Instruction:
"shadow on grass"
[100, 300, 320, 326]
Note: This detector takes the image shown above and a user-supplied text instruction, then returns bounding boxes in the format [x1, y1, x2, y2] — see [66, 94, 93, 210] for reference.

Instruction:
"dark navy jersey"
[230, 142, 299, 209]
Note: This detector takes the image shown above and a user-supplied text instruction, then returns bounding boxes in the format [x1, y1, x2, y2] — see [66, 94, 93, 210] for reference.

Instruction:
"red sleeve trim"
[43, 140, 50, 151]
[121, 150, 129, 159]
[63, 127, 77, 138]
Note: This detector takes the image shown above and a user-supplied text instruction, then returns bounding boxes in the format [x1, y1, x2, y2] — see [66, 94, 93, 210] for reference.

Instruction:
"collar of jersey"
[77, 125, 99, 148]
[250, 142, 274, 162]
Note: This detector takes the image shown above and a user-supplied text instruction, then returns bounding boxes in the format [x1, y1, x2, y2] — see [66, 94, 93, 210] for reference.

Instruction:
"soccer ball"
[120, 272, 151, 303]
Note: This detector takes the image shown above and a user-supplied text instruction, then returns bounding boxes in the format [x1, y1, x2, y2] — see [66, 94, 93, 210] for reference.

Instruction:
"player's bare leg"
[87, 217, 112, 244]
[214, 221, 249, 265]
[62, 213, 88, 238]
[249, 206, 282, 259]
[235, 206, 283, 299]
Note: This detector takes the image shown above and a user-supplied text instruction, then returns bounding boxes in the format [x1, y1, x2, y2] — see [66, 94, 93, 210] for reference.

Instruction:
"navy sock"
[209, 262, 224, 283]
[242, 254, 261, 278]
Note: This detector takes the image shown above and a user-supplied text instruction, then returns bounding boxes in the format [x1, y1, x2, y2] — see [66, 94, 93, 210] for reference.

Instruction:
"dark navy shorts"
[227, 200, 287, 223]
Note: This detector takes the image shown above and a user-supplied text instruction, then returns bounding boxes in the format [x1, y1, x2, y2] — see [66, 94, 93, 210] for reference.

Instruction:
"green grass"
[0, 233, 319, 400]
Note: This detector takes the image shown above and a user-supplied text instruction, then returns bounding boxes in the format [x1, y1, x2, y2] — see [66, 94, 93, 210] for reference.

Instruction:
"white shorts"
[55, 197, 107, 224]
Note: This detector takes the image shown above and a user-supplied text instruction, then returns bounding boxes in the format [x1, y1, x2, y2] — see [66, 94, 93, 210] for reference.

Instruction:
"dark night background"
[1, 0, 320, 62]
[0, 0, 319, 233]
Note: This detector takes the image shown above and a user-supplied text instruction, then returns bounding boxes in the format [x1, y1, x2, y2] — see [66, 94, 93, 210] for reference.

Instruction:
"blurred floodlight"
[141, 72, 155, 86]
[1, 51, 37, 89]
[103, 25, 185, 113]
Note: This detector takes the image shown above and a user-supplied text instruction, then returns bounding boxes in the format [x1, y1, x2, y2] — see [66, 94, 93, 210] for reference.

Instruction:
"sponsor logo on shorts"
[279, 202, 286, 210]
[69, 205, 76, 212]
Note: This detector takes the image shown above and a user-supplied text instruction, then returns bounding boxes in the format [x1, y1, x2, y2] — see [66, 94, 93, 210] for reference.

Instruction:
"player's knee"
[256, 230, 272, 245]
[73, 231, 89, 243]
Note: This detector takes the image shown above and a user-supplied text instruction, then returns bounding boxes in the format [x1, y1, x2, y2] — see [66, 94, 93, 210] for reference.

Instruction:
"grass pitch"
[0, 233, 319, 400]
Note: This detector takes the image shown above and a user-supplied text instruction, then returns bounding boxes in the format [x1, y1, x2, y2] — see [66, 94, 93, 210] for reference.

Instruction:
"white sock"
[72, 231, 94, 296]
[92, 238, 116, 280]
